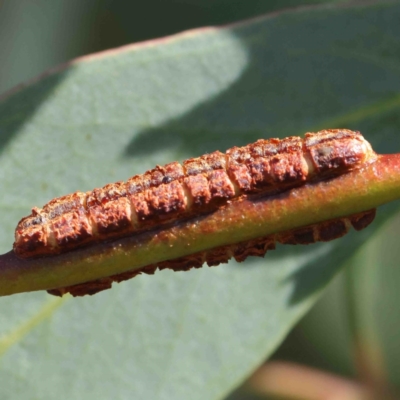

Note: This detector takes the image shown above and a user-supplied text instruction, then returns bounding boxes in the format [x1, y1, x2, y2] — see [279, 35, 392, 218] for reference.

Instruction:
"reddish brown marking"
[207, 170, 236, 203]
[86, 182, 131, 238]
[232, 236, 276, 262]
[158, 253, 204, 272]
[47, 278, 113, 297]
[184, 174, 211, 207]
[51, 210, 93, 248]
[349, 209, 376, 231]
[205, 245, 232, 267]
[14, 224, 48, 256]
[43, 192, 87, 219]
[145, 181, 187, 220]
[317, 219, 349, 242]
[89, 197, 132, 235]
[305, 130, 369, 175]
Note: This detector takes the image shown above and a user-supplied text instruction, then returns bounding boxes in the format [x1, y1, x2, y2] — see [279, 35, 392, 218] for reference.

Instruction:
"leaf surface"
[1, 2, 400, 399]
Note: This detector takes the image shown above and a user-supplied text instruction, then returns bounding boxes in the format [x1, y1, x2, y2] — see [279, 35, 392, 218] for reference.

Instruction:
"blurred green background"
[0, 0, 344, 95]
[1, 1, 399, 399]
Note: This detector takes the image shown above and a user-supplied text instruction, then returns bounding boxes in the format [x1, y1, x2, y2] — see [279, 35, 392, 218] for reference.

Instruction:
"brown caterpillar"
[14, 129, 377, 297]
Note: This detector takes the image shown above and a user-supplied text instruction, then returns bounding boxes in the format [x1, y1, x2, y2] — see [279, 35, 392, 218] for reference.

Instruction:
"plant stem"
[247, 361, 373, 400]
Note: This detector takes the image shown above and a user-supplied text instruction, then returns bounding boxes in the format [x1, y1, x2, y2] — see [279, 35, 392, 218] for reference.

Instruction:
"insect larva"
[13, 129, 377, 297]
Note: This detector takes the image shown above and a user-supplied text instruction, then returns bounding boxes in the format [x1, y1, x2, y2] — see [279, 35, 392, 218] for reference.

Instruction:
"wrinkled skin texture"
[13, 130, 377, 297]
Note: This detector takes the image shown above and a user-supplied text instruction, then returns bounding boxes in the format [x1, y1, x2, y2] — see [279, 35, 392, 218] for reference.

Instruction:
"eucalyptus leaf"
[1, 1, 400, 399]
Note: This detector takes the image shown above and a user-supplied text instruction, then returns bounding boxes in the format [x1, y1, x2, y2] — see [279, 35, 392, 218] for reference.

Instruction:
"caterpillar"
[13, 129, 377, 297]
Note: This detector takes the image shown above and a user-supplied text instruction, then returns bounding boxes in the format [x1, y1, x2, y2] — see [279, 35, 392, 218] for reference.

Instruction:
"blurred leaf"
[368, 214, 400, 386]
[292, 210, 400, 389]
[107, 0, 343, 44]
[0, 0, 342, 94]
[0, 0, 100, 94]
[1, 1, 400, 399]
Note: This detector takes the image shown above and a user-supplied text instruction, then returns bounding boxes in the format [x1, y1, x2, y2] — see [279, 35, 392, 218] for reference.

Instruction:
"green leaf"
[1, 1, 400, 399]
